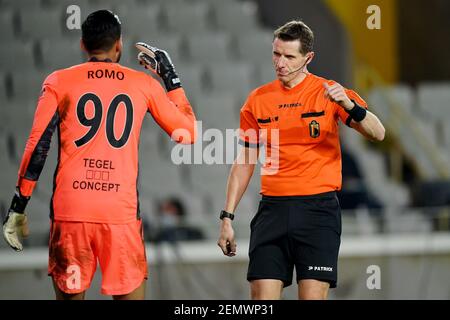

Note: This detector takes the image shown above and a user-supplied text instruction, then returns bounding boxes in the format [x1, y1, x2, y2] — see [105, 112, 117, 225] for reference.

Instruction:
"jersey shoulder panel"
[118, 64, 157, 88]
[246, 80, 280, 105]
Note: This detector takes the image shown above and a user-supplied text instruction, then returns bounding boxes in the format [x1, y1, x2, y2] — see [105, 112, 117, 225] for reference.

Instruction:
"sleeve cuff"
[17, 177, 37, 197]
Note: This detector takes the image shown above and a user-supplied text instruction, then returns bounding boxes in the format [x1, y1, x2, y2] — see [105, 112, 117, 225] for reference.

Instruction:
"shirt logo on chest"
[278, 102, 302, 109]
[309, 120, 320, 138]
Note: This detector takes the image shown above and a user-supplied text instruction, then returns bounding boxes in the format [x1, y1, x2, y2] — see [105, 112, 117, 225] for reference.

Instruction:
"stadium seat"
[164, 2, 211, 32]
[24, 194, 52, 247]
[0, 0, 41, 9]
[10, 71, 48, 102]
[18, 8, 64, 39]
[236, 31, 274, 64]
[385, 209, 433, 233]
[187, 32, 232, 63]
[0, 41, 36, 71]
[193, 93, 239, 130]
[139, 128, 164, 152]
[0, 9, 15, 40]
[368, 85, 414, 123]
[139, 145, 185, 197]
[206, 62, 256, 103]
[0, 72, 7, 101]
[212, 1, 260, 32]
[39, 39, 84, 70]
[115, 3, 161, 39]
[0, 133, 17, 210]
[443, 123, 450, 149]
[188, 163, 229, 196]
[0, 132, 10, 165]
[88, 0, 137, 7]
[44, 0, 91, 7]
[257, 63, 276, 86]
[3, 100, 36, 136]
[417, 82, 450, 120]
[397, 120, 441, 179]
[175, 63, 206, 101]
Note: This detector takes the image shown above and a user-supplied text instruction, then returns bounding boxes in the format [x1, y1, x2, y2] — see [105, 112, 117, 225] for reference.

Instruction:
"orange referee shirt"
[17, 61, 197, 224]
[240, 73, 367, 196]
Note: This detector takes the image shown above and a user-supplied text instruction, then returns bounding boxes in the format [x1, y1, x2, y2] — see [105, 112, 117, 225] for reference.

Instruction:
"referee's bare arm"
[218, 146, 259, 257]
[347, 111, 385, 142]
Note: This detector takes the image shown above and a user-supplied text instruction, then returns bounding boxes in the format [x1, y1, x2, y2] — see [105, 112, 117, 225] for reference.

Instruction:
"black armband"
[345, 100, 367, 122]
[9, 189, 30, 214]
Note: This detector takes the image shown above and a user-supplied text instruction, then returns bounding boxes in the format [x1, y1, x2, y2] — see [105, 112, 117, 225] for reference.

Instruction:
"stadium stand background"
[0, 0, 449, 299]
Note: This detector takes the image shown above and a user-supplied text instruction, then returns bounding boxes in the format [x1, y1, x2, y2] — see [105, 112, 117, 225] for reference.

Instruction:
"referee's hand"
[323, 82, 354, 110]
[218, 219, 236, 257]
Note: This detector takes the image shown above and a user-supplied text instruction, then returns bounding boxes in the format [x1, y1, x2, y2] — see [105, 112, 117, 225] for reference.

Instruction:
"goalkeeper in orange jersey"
[2, 10, 197, 300]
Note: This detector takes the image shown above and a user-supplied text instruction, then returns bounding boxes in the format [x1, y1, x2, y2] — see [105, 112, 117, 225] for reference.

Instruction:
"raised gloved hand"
[136, 42, 182, 92]
[2, 190, 30, 252]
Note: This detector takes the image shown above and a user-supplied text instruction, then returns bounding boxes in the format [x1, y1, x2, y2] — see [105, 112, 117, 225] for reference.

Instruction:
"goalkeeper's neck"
[82, 38, 122, 63]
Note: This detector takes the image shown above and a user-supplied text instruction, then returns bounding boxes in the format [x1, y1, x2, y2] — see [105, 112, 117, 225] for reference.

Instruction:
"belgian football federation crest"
[309, 120, 320, 138]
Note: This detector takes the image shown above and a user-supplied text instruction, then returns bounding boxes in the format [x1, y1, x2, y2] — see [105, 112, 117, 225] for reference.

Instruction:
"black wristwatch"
[220, 210, 234, 221]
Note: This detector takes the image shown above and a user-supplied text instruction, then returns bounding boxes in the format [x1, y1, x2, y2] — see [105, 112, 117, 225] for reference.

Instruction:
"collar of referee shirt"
[88, 57, 113, 63]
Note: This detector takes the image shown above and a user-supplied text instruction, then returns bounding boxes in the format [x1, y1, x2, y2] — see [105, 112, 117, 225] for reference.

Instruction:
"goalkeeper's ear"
[80, 38, 88, 54]
[114, 37, 123, 62]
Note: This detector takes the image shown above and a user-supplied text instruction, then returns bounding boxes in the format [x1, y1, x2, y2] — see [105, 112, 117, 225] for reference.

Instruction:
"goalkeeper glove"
[135, 42, 182, 92]
[2, 190, 30, 252]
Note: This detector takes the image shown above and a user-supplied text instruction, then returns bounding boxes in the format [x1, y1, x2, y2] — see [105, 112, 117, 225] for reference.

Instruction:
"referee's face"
[272, 38, 308, 86]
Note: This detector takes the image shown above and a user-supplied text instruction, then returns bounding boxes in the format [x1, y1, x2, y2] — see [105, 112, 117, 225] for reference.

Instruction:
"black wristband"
[345, 100, 367, 122]
[9, 189, 30, 214]
[220, 210, 234, 221]
[162, 70, 182, 92]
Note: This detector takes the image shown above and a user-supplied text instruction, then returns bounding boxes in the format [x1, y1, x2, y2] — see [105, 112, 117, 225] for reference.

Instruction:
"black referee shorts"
[247, 191, 342, 288]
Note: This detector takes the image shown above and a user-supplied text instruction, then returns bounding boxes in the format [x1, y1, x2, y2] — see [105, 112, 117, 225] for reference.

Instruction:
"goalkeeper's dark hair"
[82, 10, 121, 53]
[274, 20, 314, 55]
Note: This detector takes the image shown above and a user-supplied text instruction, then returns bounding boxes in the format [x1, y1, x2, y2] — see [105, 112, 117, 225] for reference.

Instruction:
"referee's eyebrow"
[273, 50, 296, 59]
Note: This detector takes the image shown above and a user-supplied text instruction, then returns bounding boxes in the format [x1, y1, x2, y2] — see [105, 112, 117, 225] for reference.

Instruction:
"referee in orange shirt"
[217, 20, 385, 300]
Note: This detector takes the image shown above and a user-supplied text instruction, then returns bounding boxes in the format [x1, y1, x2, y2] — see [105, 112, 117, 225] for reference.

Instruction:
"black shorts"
[247, 191, 342, 288]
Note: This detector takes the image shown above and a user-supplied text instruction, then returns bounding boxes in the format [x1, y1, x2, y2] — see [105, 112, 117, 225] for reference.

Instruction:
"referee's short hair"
[274, 20, 314, 55]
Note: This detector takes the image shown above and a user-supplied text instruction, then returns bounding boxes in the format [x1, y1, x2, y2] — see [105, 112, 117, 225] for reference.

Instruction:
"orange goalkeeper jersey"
[17, 60, 197, 224]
